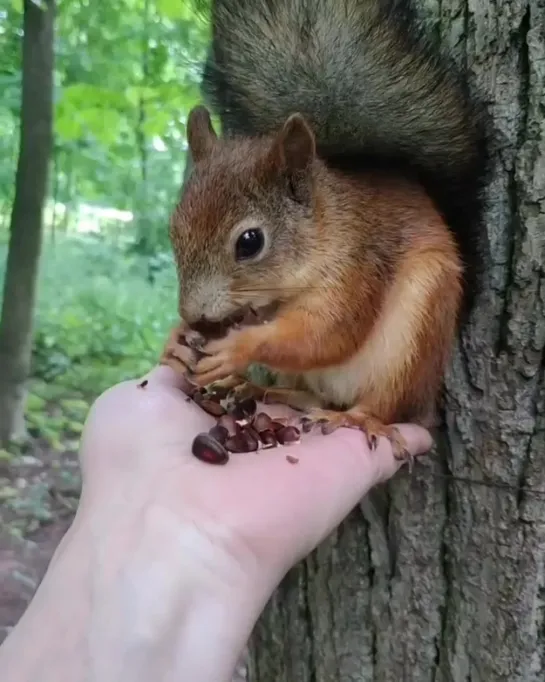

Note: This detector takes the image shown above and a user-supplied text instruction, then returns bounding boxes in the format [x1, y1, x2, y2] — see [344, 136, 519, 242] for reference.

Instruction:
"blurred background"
[0, 0, 210, 639]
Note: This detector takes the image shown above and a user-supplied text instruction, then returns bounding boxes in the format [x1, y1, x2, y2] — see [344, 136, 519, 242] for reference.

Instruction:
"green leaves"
[2, 0, 209, 226]
[155, 0, 187, 20]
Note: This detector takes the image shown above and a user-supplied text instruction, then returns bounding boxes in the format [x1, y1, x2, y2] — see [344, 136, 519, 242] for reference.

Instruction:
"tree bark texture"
[247, 1, 545, 680]
[0, 0, 55, 444]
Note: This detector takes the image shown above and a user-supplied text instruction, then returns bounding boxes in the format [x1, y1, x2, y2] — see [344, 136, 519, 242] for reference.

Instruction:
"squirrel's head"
[170, 105, 321, 327]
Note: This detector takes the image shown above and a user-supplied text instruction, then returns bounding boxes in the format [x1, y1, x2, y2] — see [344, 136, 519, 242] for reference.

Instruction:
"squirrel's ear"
[275, 113, 316, 172]
[272, 114, 316, 203]
[187, 106, 217, 162]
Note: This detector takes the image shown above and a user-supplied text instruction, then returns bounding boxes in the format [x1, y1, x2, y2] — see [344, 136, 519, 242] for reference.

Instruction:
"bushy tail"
[199, 0, 494, 304]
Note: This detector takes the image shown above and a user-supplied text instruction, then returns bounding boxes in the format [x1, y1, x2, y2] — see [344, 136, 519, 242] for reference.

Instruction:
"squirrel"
[160, 0, 492, 459]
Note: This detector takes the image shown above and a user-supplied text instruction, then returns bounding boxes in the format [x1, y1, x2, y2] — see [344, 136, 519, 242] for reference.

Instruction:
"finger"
[286, 422, 432, 521]
[221, 422, 433, 569]
[370, 423, 433, 482]
[193, 354, 224, 375]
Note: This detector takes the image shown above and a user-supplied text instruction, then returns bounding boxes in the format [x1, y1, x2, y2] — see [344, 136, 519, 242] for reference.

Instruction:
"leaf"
[0, 449, 14, 463]
[26, 392, 47, 413]
[155, 0, 186, 20]
[0, 485, 18, 501]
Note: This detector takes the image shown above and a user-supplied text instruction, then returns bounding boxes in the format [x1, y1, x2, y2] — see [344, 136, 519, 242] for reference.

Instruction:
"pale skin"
[0, 365, 432, 682]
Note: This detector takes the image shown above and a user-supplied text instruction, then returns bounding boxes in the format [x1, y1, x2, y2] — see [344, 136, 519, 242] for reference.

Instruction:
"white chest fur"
[302, 346, 375, 407]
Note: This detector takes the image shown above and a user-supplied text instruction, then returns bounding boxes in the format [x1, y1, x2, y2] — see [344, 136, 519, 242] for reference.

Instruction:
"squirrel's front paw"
[188, 327, 259, 387]
[159, 323, 199, 376]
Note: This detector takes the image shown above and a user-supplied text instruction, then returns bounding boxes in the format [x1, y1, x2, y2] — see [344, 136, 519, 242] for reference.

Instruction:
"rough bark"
[247, 1, 545, 680]
[0, 0, 55, 444]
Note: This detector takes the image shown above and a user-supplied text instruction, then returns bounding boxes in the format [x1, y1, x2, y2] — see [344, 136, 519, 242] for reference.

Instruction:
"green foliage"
[0, 0, 214, 533]
[29, 236, 177, 393]
[0, 233, 177, 454]
[0, 0, 210, 247]
[0, 0, 210, 455]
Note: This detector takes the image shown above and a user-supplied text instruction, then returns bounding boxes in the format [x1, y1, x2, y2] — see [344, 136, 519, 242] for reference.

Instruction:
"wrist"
[84, 500, 272, 682]
[0, 515, 94, 682]
[0, 502, 273, 682]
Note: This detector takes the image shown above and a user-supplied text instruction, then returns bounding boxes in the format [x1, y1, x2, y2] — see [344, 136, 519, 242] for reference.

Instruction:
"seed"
[137, 379, 148, 389]
[209, 424, 229, 444]
[217, 414, 237, 436]
[192, 433, 229, 465]
[242, 426, 259, 452]
[286, 455, 299, 464]
[199, 399, 227, 417]
[254, 412, 273, 433]
[276, 426, 301, 445]
[225, 433, 249, 453]
[192, 391, 204, 405]
[300, 417, 314, 433]
[259, 430, 277, 448]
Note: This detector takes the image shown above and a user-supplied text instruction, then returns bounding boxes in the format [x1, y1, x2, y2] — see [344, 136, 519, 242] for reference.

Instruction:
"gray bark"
[247, 1, 545, 680]
[0, 0, 55, 444]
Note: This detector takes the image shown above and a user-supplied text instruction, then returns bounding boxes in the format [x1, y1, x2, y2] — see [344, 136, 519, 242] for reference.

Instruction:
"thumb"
[249, 422, 433, 571]
[371, 423, 434, 484]
[296, 423, 432, 554]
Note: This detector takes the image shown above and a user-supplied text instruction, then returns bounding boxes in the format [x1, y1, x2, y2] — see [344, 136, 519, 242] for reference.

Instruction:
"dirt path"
[0, 442, 79, 644]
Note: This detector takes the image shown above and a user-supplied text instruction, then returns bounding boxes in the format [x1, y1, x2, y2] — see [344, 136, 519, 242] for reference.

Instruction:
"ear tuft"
[277, 113, 316, 172]
[187, 106, 218, 162]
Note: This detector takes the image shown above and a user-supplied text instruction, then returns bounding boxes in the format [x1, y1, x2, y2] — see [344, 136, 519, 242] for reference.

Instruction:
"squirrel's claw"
[300, 407, 411, 462]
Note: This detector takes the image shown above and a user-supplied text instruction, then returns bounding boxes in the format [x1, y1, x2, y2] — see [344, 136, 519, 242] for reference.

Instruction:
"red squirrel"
[160, 0, 492, 459]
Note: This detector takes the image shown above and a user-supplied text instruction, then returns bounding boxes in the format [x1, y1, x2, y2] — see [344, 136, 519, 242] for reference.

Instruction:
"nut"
[242, 426, 259, 452]
[192, 433, 229, 465]
[276, 426, 301, 445]
[254, 412, 273, 433]
[217, 414, 238, 436]
[208, 424, 229, 444]
[199, 399, 227, 417]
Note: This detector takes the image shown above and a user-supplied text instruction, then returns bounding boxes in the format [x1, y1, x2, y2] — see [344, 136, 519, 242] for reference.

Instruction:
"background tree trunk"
[0, 0, 55, 444]
[247, 0, 545, 680]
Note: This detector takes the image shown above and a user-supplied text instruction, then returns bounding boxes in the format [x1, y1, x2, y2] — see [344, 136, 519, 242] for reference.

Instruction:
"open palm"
[79, 365, 432, 584]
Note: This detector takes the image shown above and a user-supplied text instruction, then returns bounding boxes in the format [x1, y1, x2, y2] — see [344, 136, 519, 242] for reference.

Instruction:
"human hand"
[0, 364, 432, 682]
[80, 364, 432, 586]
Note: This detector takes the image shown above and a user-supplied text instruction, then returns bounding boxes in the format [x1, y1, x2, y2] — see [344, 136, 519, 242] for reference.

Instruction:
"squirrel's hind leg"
[299, 406, 411, 462]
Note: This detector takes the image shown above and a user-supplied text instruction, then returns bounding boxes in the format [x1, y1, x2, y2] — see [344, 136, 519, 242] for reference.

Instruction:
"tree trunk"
[49, 143, 59, 243]
[0, 0, 55, 444]
[247, 1, 545, 680]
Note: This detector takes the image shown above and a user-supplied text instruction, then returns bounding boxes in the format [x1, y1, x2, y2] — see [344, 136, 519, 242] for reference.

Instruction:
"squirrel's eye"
[235, 228, 265, 261]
